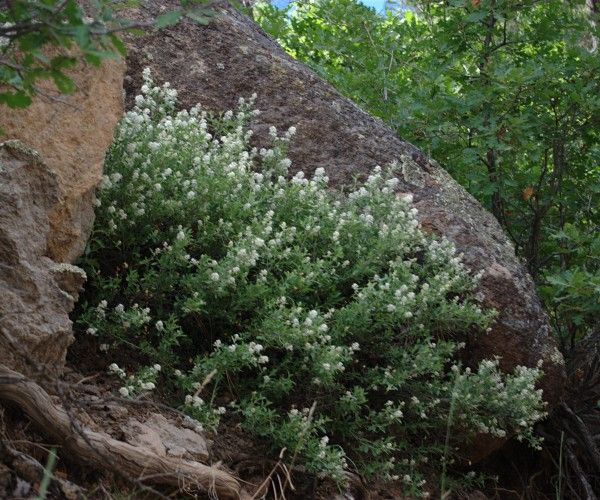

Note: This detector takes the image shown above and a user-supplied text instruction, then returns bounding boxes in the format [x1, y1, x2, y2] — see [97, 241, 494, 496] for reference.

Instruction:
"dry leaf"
[522, 186, 535, 201]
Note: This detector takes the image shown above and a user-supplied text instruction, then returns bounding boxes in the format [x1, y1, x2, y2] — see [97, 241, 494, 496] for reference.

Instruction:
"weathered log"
[0, 364, 245, 499]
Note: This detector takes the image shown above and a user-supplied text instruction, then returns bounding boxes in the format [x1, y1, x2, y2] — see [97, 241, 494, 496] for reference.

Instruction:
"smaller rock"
[123, 413, 210, 461]
[0, 141, 74, 375]
[166, 445, 187, 458]
[124, 419, 167, 456]
[0, 463, 11, 495]
[12, 478, 31, 498]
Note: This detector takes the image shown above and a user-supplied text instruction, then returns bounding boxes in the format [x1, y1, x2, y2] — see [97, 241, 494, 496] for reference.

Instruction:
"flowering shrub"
[77, 70, 547, 494]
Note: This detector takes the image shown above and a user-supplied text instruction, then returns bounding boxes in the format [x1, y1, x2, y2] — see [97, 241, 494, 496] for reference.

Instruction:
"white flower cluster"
[183, 392, 227, 432]
[108, 363, 160, 398]
[450, 358, 547, 446]
[80, 70, 547, 491]
[0, 22, 14, 48]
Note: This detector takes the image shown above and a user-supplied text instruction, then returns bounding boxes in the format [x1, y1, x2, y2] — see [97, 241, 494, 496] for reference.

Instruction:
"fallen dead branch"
[250, 448, 290, 500]
[0, 363, 246, 499]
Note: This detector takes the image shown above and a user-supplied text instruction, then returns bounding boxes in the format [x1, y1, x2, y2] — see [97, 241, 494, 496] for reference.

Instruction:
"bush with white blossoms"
[76, 69, 546, 493]
[108, 362, 161, 398]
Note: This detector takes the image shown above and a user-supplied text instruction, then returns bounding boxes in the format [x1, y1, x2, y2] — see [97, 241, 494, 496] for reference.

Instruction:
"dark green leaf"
[109, 33, 127, 56]
[0, 90, 32, 108]
[51, 72, 75, 94]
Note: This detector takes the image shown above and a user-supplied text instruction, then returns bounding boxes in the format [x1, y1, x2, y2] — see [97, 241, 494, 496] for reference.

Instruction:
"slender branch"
[562, 403, 600, 474]
[565, 443, 598, 500]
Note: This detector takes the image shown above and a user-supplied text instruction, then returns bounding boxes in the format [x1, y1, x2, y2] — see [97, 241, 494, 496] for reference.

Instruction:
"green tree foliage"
[0, 0, 213, 109]
[253, 0, 600, 349]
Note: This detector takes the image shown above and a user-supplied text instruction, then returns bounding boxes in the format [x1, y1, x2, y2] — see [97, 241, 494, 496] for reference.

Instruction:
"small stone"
[123, 413, 209, 462]
[166, 445, 187, 458]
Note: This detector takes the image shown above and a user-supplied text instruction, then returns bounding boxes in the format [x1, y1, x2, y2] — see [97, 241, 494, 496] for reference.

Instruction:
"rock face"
[0, 60, 124, 374]
[0, 142, 77, 375]
[0, 59, 125, 263]
[124, 0, 565, 413]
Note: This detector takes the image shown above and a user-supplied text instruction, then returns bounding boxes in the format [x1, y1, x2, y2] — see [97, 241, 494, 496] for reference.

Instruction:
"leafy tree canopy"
[254, 0, 600, 348]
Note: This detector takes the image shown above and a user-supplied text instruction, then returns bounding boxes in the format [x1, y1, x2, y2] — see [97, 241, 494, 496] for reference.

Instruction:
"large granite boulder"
[123, 1, 565, 414]
[0, 59, 124, 374]
[0, 58, 125, 263]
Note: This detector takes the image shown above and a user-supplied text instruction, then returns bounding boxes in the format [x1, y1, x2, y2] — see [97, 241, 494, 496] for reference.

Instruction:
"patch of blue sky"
[271, 0, 391, 12]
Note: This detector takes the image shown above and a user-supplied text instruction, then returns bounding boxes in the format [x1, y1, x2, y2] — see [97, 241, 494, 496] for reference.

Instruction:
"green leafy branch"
[0, 0, 215, 109]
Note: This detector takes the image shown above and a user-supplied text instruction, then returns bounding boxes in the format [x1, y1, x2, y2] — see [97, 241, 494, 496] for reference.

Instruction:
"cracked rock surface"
[0, 142, 75, 375]
[0, 59, 124, 374]
[0, 58, 125, 264]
